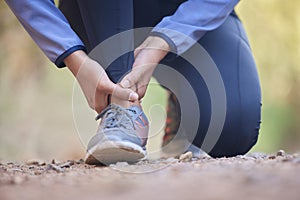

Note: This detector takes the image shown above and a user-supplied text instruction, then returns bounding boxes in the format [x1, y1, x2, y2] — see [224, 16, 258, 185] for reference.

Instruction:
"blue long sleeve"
[5, 0, 85, 67]
[5, 0, 239, 66]
[151, 0, 239, 55]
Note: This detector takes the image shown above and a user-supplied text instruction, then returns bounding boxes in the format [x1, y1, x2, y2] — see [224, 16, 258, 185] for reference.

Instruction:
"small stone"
[26, 160, 39, 166]
[179, 151, 193, 162]
[192, 149, 211, 159]
[69, 160, 75, 165]
[28, 166, 35, 170]
[245, 157, 256, 161]
[59, 161, 75, 168]
[10, 168, 23, 173]
[268, 155, 276, 159]
[236, 155, 248, 159]
[46, 164, 64, 173]
[51, 159, 62, 165]
[26, 160, 46, 166]
[76, 159, 84, 164]
[247, 152, 268, 159]
[115, 162, 129, 167]
[276, 150, 285, 157]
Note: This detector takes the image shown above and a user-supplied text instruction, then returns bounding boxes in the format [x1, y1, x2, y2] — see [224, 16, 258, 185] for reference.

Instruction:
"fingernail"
[129, 92, 139, 101]
[122, 79, 130, 88]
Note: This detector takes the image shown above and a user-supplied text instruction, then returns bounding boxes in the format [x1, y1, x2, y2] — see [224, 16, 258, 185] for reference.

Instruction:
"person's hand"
[64, 50, 138, 113]
[120, 36, 170, 99]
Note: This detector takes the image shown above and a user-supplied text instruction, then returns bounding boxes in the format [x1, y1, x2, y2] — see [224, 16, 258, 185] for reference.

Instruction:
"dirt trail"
[1, 151, 300, 200]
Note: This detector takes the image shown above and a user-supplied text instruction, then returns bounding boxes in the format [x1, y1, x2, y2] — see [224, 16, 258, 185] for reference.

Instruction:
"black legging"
[59, 0, 261, 157]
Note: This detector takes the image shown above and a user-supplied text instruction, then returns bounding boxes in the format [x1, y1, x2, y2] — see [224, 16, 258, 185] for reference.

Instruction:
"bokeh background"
[0, 0, 299, 162]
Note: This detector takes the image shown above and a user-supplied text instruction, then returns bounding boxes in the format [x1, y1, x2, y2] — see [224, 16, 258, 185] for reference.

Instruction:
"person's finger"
[119, 72, 139, 89]
[134, 82, 148, 100]
[113, 85, 139, 101]
[120, 79, 131, 88]
[106, 81, 139, 102]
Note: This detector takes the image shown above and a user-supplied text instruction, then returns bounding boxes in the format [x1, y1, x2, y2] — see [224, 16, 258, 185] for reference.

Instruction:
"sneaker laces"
[95, 104, 135, 130]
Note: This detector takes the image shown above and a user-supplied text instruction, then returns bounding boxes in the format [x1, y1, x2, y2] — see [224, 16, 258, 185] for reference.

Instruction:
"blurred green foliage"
[0, 0, 299, 161]
[236, 0, 300, 153]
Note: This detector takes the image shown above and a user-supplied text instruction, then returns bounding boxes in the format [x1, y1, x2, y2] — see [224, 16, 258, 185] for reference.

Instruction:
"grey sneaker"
[84, 104, 149, 165]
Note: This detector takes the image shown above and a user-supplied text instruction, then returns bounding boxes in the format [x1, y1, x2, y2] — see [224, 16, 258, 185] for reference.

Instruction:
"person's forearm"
[64, 50, 88, 76]
[5, 0, 85, 67]
[133, 36, 170, 67]
[64, 50, 139, 112]
[119, 36, 170, 99]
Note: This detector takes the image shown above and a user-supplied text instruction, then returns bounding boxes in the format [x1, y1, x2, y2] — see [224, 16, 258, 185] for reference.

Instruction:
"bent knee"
[208, 127, 260, 158]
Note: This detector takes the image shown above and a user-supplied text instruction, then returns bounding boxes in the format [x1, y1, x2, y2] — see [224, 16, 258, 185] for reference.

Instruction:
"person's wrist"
[144, 36, 170, 52]
[64, 50, 88, 75]
[133, 36, 170, 67]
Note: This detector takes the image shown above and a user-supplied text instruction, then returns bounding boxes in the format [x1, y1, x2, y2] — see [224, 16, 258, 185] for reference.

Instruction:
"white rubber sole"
[84, 141, 146, 165]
